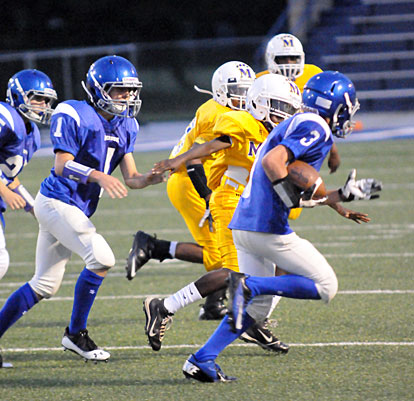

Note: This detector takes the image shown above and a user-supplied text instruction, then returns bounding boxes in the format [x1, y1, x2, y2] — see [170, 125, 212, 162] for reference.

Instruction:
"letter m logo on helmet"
[238, 66, 254, 79]
[283, 38, 294, 47]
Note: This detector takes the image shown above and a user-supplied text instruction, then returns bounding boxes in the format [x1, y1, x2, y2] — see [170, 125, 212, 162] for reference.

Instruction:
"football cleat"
[143, 297, 173, 351]
[199, 289, 228, 320]
[183, 354, 236, 383]
[239, 319, 289, 354]
[62, 327, 110, 362]
[126, 231, 156, 280]
[227, 272, 252, 332]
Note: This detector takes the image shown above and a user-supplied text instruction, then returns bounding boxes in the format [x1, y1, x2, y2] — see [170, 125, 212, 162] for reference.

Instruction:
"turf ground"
[0, 139, 413, 401]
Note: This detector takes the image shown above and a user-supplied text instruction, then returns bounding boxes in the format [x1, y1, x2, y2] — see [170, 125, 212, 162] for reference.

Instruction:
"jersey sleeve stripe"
[0, 104, 15, 130]
[52, 103, 81, 127]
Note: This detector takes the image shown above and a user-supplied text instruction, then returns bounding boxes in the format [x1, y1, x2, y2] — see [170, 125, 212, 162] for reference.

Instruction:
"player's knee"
[317, 274, 338, 303]
[0, 249, 9, 280]
[87, 233, 115, 269]
[29, 277, 61, 299]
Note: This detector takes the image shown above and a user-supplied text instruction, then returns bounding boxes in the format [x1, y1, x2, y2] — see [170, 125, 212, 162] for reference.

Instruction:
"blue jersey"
[0, 102, 40, 213]
[40, 100, 138, 217]
[229, 112, 333, 235]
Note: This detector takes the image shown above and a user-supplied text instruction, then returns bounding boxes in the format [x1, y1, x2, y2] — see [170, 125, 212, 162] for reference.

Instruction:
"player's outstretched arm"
[152, 137, 231, 174]
[120, 153, 165, 190]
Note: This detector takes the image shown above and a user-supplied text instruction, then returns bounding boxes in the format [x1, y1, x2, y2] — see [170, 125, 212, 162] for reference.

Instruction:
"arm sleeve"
[186, 163, 212, 199]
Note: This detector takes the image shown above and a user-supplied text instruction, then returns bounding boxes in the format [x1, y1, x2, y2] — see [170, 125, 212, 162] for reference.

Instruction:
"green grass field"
[0, 139, 413, 401]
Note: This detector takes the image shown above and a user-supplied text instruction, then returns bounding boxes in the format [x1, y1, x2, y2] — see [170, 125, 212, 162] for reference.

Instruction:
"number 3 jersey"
[229, 112, 333, 236]
[40, 100, 138, 217]
[0, 102, 41, 212]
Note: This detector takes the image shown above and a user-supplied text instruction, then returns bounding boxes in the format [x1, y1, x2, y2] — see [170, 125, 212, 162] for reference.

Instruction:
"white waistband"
[224, 166, 249, 186]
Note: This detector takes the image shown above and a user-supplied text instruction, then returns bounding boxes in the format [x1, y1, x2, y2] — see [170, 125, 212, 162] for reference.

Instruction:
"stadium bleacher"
[305, 0, 414, 111]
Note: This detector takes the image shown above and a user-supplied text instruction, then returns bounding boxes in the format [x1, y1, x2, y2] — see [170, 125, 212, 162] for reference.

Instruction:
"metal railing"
[0, 38, 267, 122]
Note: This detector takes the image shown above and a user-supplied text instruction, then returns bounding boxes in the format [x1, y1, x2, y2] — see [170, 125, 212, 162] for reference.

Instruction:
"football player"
[142, 74, 303, 354]
[126, 61, 255, 322]
[257, 33, 341, 184]
[0, 69, 57, 283]
[182, 71, 382, 383]
[0, 55, 163, 366]
[0, 69, 57, 368]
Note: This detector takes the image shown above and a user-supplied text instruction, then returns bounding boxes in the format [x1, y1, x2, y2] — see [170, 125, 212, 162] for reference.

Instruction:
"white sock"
[169, 241, 178, 258]
[163, 282, 202, 314]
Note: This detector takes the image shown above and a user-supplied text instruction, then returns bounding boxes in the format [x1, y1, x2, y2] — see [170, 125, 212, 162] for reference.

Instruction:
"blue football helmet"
[6, 69, 57, 125]
[82, 55, 142, 118]
[302, 71, 360, 138]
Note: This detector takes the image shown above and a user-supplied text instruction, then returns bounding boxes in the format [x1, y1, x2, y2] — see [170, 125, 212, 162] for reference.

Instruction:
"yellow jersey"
[169, 99, 230, 176]
[208, 110, 268, 191]
[256, 64, 323, 93]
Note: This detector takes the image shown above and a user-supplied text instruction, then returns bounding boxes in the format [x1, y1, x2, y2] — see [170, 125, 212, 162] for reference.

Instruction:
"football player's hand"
[199, 201, 214, 232]
[145, 171, 165, 185]
[152, 157, 183, 174]
[95, 173, 128, 198]
[339, 169, 382, 202]
[2, 189, 26, 210]
[331, 203, 370, 224]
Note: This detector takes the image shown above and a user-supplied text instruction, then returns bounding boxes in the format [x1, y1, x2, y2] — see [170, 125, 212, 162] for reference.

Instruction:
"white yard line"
[4, 341, 414, 353]
[0, 289, 413, 303]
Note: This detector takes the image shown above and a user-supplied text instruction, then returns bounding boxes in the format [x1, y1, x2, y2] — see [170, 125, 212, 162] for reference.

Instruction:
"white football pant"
[0, 221, 10, 281]
[232, 229, 338, 322]
[29, 192, 115, 298]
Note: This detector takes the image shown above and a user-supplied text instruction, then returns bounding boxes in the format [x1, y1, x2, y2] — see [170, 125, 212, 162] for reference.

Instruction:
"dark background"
[0, 1, 287, 121]
[1, 1, 286, 51]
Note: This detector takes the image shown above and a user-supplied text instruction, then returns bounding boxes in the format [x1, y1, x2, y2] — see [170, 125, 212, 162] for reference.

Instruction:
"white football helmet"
[265, 33, 305, 79]
[211, 61, 256, 110]
[247, 74, 301, 129]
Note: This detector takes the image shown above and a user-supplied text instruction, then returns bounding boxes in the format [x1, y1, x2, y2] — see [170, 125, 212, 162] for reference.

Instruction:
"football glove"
[199, 200, 214, 232]
[273, 176, 326, 208]
[339, 169, 382, 202]
[298, 177, 327, 208]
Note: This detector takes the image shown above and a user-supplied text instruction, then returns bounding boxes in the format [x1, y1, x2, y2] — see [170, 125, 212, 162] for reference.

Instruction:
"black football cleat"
[199, 288, 228, 320]
[62, 327, 110, 362]
[239, 319, 289, 354]
[126, 231, 156, 280]
[143, 297, 173, 351]
[183, 354, 236, 383]
[227, 272, 252, 332]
